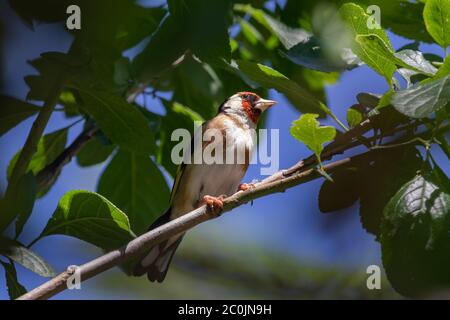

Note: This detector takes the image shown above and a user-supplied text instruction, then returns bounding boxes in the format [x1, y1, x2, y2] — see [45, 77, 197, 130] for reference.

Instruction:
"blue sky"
[0, 0, 448, 299]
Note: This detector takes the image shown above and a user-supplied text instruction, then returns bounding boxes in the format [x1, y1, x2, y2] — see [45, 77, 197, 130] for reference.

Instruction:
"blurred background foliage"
[0, 0, 449, 299]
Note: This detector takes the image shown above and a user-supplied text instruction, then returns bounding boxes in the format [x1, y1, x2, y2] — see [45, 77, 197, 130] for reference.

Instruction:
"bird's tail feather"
[133, 208, 184, 282]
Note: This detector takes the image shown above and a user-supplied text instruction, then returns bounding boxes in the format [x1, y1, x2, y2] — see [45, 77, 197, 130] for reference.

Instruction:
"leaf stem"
[0, 73, 66, 232]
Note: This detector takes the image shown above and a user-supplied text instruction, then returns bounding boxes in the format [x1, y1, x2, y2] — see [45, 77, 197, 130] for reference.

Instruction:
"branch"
[36, 126, 99, 190]
[18, 146, 392, 300]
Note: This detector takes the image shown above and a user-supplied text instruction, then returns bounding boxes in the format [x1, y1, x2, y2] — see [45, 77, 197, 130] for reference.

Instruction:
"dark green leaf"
[134, 0, 231, 81]
[172, 56, 225, 119]
[39, 191, 135, 251]
[0, 172, 36, 235]
[98, 150, 170, 235]
[359, 147, 423, 236]
[132, 16, 189, 82]
[281, 37, 361, 72]
[381, 170, 450, 297]
[290, 114, 336, 159]
[0, 237, 55, 277]
[168, 0, 232, 63]
[423, 0, 450, 49]
[1, 261, 27, 300]
[347, 108, 363, 128]
[76, 137, 115, 168]
[391, 75, 450, 118]
[76, 88, 155, 155]
[0, 96, 40, 137]
[318, 168, 360, 213]
[24, 52, 73, 102]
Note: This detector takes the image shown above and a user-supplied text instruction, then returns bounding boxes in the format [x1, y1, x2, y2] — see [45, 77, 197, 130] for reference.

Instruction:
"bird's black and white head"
[219, 92, 277, 125]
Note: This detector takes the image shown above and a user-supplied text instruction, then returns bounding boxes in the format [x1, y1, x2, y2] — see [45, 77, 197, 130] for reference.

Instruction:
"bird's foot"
[202, 195, 224, 217]
[238, 183, 256, 192]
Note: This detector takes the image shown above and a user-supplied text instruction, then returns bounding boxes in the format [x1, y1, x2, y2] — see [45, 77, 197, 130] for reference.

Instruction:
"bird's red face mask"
[239, 92, 277, 123]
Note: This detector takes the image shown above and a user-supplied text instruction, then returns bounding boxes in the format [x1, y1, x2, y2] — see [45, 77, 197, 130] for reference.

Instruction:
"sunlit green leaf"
[290, 114, 336, 160]
[347, 108, 363, 128]
[7, 128, 68, 181]
[236, 60, 323, 115]
[38, 191, 135, 251]
[423, 0, 450, 49]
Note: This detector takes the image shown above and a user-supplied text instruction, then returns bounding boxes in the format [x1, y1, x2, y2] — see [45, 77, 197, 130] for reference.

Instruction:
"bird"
[133, 92, 277, 282]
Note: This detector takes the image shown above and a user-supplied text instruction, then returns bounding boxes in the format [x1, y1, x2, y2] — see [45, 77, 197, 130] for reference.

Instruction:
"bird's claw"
[203, 195, 224, 216]
[238, 183, 256, 192]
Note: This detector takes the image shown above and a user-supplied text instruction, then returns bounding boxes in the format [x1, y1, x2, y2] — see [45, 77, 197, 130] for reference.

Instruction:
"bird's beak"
[255, 98, 277, 111]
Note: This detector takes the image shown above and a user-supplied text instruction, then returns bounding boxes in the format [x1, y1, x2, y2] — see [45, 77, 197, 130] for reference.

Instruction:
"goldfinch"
[133, 92, 277, 282]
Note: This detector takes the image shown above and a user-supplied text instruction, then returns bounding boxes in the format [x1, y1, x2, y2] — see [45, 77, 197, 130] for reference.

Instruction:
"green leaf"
[281, 37, 362, 72]
[347, 108, 363, 128]
[290, 114, 336, 160]
[59, 90, 80, 118]
[340, 3, 396, 84]
[132, 16, 189, 82]
[381, 170, 450, 297]
[394, 49, 438, 76]
[423, 0, 450, 49]
[238, 18, 264, 46]
[75, 88, 155, 155]
[235, 60, 324, 115]
[172, 56, 225, 119]
[359, 147, 423, 237]
[354, 34, 397, 84]
[7, 128, 68, 198]
[0, 237, 55, 277]
[435, 55, 450, 79]
[169, 0, 232, 62]
[1, 261, 27, 300]
[98, 151, 170, 235]
[0, 96, 40, 137]
[391, 75, 450, 118]
[0, 172, 36, 236]
[76, 136, 115, 167]
[38, 191, 135, 251]
[361, 0, 433, 43]
[318, 168, 361, 213]
[24, 52, 73, 102]
[134, 0, 232, 80]
[234, 4, 309, 50]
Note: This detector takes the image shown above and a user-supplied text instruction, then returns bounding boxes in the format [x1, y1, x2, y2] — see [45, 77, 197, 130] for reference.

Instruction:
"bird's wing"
[169, 121, 209, 205]
[169, 162, 186, 205]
